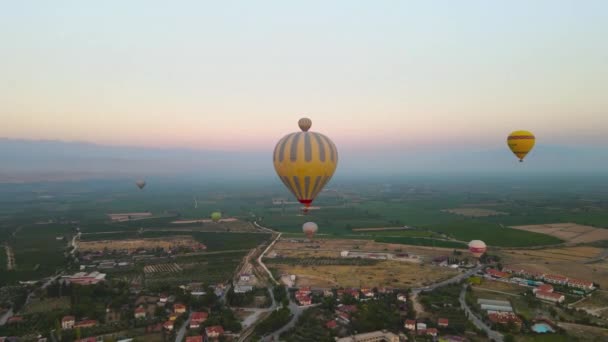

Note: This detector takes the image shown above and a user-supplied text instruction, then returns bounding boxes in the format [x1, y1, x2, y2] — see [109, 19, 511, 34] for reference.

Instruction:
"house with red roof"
[404, 319, 416, 330]
[185, 336, 203, 342]
[438, 318, 449, 328]
[163, 320, 174, 331]
[74, 320, 98, 329]
[159, 293, 168, 303]
[205, 325, 225, 339]
[361, 288, 375, 298]
[533, 284, 554, 294]
[543, 274, 569, 285]
[61, 316, 75, 330]
[134, 307, 146, 319]
[536, 291, 565, 303]
[174, 303, 187, 314]
[344, 288, 360, 300]
[190, 312, 209, 329]
[325, 320, 338, 329]
[298, 287, 311, 295]
[337, 305, 358, 314]
[568, 278, 595, 291]
[486, 268, 510, 279]
[426, 328, 438, 337]
[336, 312, 351, 324]
[7, 316, 23, 324]
[488, 312, 522, 329]
[295, 292, 312, 306]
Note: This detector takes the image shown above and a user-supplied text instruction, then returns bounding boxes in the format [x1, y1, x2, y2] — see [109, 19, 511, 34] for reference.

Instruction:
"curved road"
[459, 284, 503, 342]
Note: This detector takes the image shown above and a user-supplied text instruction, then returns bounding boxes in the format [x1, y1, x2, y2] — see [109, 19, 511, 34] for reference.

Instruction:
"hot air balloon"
[468, 240, 487, 258]
[302, 222, 318, 240]
[273, 118, 338, 212]
[135, 180, 146, 190]
[507, 130, 536, 162]
[211, 212, 222, 223]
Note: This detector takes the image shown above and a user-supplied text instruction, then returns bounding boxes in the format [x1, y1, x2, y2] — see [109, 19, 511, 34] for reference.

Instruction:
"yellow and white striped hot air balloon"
[273, 118, 338, 212]
[507, 130, 536, 162]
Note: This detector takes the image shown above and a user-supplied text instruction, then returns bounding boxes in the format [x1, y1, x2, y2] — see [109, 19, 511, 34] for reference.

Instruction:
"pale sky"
[1, 1, 607, 152]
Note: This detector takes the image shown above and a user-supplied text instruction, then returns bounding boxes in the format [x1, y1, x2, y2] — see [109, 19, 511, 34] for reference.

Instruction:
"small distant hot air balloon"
[273, 118, 338, 212]
[135, 180, 146, 190]
[468, 240, 487, 258]
[302, 222, 318, 240]
[507, 130, 536, 162]
[211, 212, 222, 223]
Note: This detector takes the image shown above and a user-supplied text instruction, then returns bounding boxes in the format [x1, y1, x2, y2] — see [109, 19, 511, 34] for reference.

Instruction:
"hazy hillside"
[0, 138, 607, 182]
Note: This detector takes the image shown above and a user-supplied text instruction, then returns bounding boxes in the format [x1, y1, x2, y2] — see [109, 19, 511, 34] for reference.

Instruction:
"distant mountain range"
[0, 138, 606, 183]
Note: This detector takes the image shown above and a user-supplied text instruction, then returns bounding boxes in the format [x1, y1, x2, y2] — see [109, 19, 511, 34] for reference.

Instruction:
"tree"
[504, 334, 515, 342]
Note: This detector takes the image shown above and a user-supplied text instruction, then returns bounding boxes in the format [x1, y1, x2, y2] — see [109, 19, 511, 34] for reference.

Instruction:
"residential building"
[295, 292, 312, 306]
[205, 325, 224, 339]
[533, 284, 554, 294]
[159, 293, 168, 303]
[7, 316, 23, 324]
[298, 287, 311, 295]
[239, 274, 251, 282]
[74, 320, 98, 329]
[361, 288, 374, 298]
[416, 322, 427, 331]
[326, 320, 338, 329]
[163, 320, 174, 331]
[486, 268, 510, 279]
[185, 337, 203, 342]
[190, 312, 209, 329]
[536, 291, 565, 303]
[404, 320, 416, 331]
[61, 316, 75, 330]
[543, 274, 569, 285]
[174, 303, 187, 314]
[343, 288, 360, 300]
[426, 328, 438, 337]
[568, 278, 595, 291]
[337, 312, 351, 324]
[488, 312, 522, 329]
[134, 307, 146, 319]
[61, 271, 106, 285]
[438, 318, 449, 328]
[397, 294, 407, 302]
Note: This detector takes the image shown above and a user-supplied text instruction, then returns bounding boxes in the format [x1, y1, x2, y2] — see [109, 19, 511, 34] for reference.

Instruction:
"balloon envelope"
[273, 118, 338, 209]
[468, 240, 487, 258]
[507, 130, 535, 162]
[211, 212, 222, 222]
[302, 222, 318, 239]
[135, 180, 146, 189]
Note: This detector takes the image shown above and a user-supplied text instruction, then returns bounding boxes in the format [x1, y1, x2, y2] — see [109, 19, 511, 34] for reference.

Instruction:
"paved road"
[266, 297, 319, 342]
[0, 308, 14, 326]
[459, 284, 503, 342]
[254, 222, 281, 285]
[413, 264, 483, 294]
[174, 312, 193, 342]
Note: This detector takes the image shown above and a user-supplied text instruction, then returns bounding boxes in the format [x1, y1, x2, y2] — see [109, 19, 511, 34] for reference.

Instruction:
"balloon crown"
[298, 117, 312, 132]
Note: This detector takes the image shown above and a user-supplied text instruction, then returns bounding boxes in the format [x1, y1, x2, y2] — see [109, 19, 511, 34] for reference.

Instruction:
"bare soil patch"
[510, 223, 608, 244]
[442, 208, 507, 217]
[79, 236, 199, 253]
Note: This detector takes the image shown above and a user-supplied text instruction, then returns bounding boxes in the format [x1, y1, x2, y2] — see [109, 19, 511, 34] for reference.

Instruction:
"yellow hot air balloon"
[507, 130, 536, 162]
[273, 118, 338, 211]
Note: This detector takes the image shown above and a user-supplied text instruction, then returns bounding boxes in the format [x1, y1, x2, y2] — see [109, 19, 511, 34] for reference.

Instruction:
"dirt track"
[5, 244, 15, 271]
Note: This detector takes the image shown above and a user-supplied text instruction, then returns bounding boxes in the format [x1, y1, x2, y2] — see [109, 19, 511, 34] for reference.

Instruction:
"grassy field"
[0, 224, 69, 285]
[22, 297, 71, 314]
[146, 251, 247, 285]
[81, 231, 271, 251]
